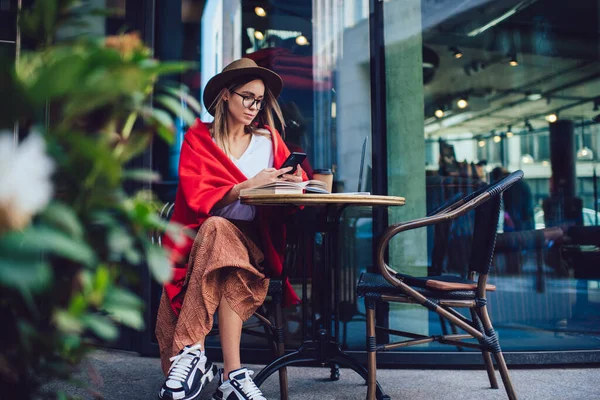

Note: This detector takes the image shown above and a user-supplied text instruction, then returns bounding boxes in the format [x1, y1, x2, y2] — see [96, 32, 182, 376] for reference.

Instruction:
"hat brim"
[203, 66, 283, 116]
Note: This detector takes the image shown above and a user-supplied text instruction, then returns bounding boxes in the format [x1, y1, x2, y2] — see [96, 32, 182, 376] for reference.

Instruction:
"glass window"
[383, 0, 600, 353]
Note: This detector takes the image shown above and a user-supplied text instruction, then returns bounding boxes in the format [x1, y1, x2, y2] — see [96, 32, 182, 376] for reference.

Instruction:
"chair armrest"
[376, 194, 488, 284]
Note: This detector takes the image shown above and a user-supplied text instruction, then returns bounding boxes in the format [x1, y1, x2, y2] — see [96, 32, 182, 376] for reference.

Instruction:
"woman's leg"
[218, 294, 244, 380]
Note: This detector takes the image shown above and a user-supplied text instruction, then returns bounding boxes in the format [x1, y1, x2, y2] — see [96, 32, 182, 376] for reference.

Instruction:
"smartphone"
[280, 152, 307, 175]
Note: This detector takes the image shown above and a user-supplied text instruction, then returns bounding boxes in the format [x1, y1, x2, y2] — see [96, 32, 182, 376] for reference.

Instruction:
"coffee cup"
[313, 168, 333, 193]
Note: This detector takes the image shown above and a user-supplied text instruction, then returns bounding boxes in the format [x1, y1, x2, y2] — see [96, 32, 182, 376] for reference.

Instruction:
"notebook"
[239, 180, 329, 196]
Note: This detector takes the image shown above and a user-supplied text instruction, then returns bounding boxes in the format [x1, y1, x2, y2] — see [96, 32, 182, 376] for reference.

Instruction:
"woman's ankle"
[222, 364, 242, 381]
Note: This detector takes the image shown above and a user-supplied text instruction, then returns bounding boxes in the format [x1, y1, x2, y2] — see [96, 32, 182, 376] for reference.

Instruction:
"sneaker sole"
[158, 363, 218, 400]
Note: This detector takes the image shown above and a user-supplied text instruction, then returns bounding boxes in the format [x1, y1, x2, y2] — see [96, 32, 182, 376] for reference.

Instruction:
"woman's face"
[224, 79, 266, 127]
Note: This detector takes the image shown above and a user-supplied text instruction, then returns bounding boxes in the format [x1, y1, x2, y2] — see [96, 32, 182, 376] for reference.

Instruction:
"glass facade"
[381, 0, 600, 356]
[147, 0, 600, 362]
[10, 0, 595, 362]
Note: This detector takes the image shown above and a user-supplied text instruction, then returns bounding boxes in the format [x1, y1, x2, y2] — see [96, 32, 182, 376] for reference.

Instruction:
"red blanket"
[162, 119, 304, 315]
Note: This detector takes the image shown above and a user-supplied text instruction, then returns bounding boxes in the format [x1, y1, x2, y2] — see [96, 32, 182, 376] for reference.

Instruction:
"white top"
[211, 131, 274, 221]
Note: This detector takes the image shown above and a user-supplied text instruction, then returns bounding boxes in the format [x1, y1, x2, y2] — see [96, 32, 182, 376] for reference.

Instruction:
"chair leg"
[273, 300, 289, 400]
[477, 305, 517, 400]
[482, 350, 499, 389]
[365, 300, 377, 400]
[470, 308, 498, 389]
[493, 351, 517, 400]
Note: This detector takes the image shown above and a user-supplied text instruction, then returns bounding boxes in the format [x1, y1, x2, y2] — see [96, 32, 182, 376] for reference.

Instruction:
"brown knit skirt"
[155, 216, 270, 375]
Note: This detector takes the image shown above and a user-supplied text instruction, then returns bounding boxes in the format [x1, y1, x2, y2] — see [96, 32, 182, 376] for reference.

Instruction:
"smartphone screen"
[280, 152, 307, 175]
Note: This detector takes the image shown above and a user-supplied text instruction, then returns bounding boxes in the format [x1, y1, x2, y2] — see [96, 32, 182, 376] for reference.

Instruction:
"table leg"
[253, 340, 389, 400]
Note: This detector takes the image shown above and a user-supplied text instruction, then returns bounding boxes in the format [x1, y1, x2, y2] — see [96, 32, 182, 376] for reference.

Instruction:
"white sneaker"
[158, 344, 218, 400]
[212, 367, 266, 400]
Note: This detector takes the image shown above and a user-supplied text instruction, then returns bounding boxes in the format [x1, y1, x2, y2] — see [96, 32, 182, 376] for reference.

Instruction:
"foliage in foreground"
[0, 1, 200, 397]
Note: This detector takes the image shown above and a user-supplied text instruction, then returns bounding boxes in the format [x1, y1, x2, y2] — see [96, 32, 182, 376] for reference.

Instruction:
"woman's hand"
[247, 167, 293, 188]
[280, 166, 304, 183]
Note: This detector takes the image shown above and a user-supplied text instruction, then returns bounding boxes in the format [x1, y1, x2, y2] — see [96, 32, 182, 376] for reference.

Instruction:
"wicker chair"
[153, 203, 291, 400]
[357, 171, 524, 400]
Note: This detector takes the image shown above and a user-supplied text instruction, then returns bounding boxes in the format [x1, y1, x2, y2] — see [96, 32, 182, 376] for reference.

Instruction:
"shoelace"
[237, 371, 263, 399]
[168, 346, 204, 383]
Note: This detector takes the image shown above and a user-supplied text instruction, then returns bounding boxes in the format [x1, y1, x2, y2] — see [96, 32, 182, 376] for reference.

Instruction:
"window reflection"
[152, 0, 600, 357]
[385, 0, 600, 353]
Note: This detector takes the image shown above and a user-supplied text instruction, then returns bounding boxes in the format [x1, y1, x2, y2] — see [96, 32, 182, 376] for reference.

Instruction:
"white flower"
[0, 131, 55, 233]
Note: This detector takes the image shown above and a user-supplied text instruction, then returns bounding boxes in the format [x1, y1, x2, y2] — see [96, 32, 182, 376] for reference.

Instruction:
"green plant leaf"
[105, 287, 143, 309]
[92, 265, 111, 298]
[67, 293, 88, 316]
[122, 169, 161, 183]
[103, 289, 145, 330]
[7, 227, 97, 267]
[115, 133, 152, 162]
[27, 52, 88, 102]
[155, 95, 197, 127]
[123, 248, 142, 265]
[107, 307, 144, 330]
[142, 107, 176, 145]
[54, 309, 83, 334]
[40, 201, 84, 239]
[159, 86, 202, 115]
[81, 313, 118, 341]
[107, 225, 134, 261]
[139, 60, 195, 76]
[145, 245, 172, 283]
[0, 256, 52, 292]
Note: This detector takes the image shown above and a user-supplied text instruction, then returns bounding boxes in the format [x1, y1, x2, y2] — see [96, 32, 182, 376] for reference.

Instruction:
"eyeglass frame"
[231, 91, 266, 110]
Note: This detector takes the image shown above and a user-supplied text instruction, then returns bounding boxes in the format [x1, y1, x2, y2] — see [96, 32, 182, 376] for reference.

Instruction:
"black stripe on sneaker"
[230, 380, 251, 400]
[212, 387, 224, 400]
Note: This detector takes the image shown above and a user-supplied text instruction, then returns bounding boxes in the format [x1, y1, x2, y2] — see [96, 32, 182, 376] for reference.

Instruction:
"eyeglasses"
[231, 91, 266, 110]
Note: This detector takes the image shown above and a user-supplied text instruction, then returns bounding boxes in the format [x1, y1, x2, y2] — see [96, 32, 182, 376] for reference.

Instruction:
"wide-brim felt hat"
[203, 58, 283, 116]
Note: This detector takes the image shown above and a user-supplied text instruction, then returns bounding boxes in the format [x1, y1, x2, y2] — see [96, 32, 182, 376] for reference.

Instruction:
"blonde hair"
[210, 76, 285, 157]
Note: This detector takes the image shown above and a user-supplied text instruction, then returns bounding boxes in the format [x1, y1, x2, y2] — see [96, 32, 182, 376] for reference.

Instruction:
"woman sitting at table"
[156, 58, 306, 400]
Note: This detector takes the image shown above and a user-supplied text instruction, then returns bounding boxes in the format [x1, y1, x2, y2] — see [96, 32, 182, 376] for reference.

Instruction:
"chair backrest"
[469, 171, 525, 274]
[152, 202, 175, 247]
[426, 176, 486, 275]
[377, 170, 524, 280]
[430, 191, 464, 275]
[468, 193, 501, 275]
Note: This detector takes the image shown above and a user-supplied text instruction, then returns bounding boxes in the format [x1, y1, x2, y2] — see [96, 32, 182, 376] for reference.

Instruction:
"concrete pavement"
[44, 349, 600, 399]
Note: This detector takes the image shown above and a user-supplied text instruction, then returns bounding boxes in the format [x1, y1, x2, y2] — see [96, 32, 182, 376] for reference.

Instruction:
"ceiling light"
[526, 92, 543, 101]
[577, 146, 594, 161]
[295, 35, 309, 46]
[509, 55, 518, 66]
[254, 30, 264, 40]
[546, 113, 558, 123]
[478, 140, 486, 147]
[434, 108, 445, 118]
[506, 126, 514, 137]
[493, 135, 502, 143]
[254, 7, 267, 17]
[457, 98, 468, 109]
[450, 46, 462, 59]
[521, 154, 535, 164]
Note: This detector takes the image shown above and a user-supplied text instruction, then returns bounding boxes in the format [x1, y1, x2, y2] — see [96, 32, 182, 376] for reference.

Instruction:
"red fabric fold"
[163, 119, 304, 315]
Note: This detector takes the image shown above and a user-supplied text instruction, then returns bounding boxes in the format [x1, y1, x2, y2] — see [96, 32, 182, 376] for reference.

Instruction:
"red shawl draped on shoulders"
[162, 119, 304, 315]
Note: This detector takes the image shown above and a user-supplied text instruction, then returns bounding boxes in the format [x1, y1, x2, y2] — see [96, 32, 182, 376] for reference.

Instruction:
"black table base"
[254, 330, 389, 400]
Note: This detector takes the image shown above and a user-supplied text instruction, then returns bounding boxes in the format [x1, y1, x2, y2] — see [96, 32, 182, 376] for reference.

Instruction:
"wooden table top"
[240, 193, 406, 206]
